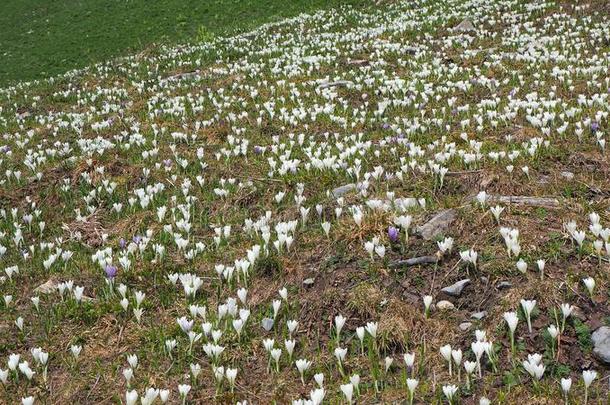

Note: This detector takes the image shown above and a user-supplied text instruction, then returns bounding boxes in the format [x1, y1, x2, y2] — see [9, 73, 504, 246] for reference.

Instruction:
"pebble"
[441, 279, 470, 297]
[303, 278, 315, 286]
[417, 209, 456, 240]
[455, 18, 476, 32]
[261, 318, 274, 331]
[436, 300, 455, 310]
[459, 322, 473, 331]
[471, 311, 487, 320]
[332, 183, 356, 198]
[34, 279, 58, 294]
[591, 326, 610, 364]
[318, 80, 353, 89]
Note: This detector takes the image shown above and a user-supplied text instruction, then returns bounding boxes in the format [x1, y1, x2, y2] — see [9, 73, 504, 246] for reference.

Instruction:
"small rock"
[417, 209, 457, 240]
[561, 171, 574, 180]
[496, 281, 512, 290]
[303, 278, 315, 286]
[176, 71, 200, 81]
[591, 326, 610, 364]
[34, 279, 58, 294]
[441, 279, 471, 297]
[480, 276, 489, 284]
[471, 311, 487, 320]
[319, 80, 353, 89]
[436, 300, 455, 310]
[455, 18, 476, 32]
[332, 183, 356, 198]
[347, 59, 369, 66]
[261, 318, 274, 331]
[162, 71, 202, 84]
[459, 322, 473, 331]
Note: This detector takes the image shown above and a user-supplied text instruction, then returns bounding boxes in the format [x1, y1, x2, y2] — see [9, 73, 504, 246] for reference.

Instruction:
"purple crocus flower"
[388, 226, 399, 243]
[105, 265, 118, 279]
[133, 235, 142, 244]
[163, 159, 172, 167]
[119, 238, 126, 249]
[254, 145, 264, 154]
[591, 121, 600, 132]
[382, 123, 390, 129]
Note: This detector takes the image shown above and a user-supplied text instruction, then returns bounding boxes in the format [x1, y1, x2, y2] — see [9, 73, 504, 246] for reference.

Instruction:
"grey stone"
[436, 300, 455, 310]
[162, 71, 202, 85]
[17, 111, 31, 120]
[319, 80, 353, 89]
[303, 278, 315, 286]
[332, 183, 356, 198]
[261, 318, 274, 332]
[441, 279, 471, 297]
[417, 209, 457, 240]
[591, 326, 610, 364]
[459, 322, 473, 331]
[496, 281, 512, 290]
[175, 71, 200, 80]
[34, 279, 58, 294]
[348, 59, 369, 66]
[471, 311, 487, 320]
[455, 19, 476, 32]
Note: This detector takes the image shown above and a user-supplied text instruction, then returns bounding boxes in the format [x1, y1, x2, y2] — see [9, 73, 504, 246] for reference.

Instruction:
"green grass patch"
[0, 0, 366, 86]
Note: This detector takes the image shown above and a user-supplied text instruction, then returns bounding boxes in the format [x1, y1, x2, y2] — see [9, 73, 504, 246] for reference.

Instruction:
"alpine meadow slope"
[0, 0, 609, 404]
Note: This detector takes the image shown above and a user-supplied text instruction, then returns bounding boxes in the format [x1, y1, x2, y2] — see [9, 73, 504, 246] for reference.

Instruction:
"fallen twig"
[469, 194, 560, 208]
[389, 255, 438, 269]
